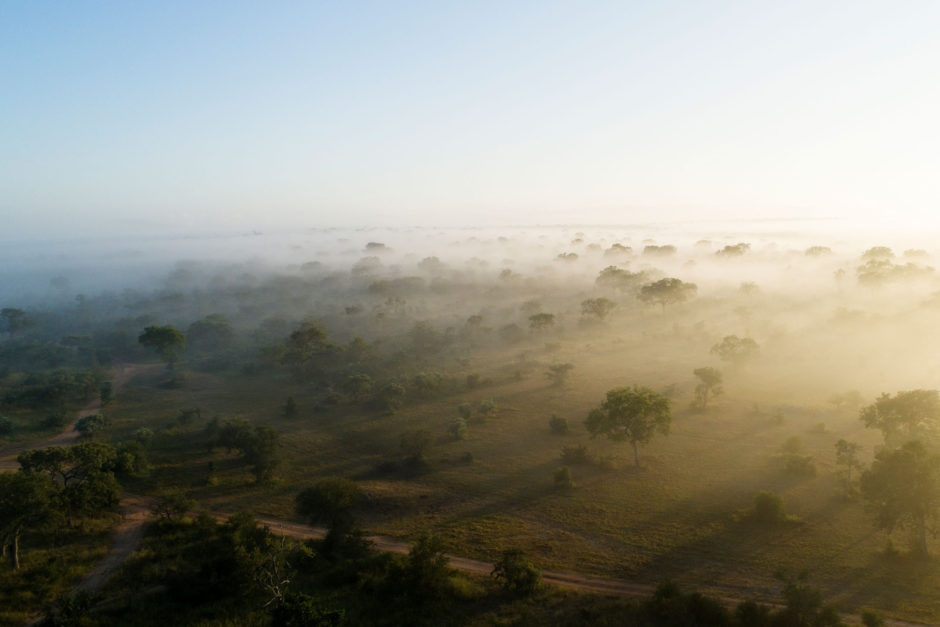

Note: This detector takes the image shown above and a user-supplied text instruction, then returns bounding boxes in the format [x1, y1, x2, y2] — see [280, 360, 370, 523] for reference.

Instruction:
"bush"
[549, 414, 569, 435]
[560, 444, 591, 465]
[456, 403, 472, 420]
[492, 549, 541, 596]
[478, 398, 497, 416]
[448, 418, 468, 441]
[284, 396, 297, 417]
[554, 466, 573, 489]
[784, 454, 817, 477]
[752, 491, 785, 523]
[0, 416, 13, 436]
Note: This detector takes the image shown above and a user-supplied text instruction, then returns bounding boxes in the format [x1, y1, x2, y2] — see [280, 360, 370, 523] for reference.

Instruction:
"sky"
[2, 1, 940, 239]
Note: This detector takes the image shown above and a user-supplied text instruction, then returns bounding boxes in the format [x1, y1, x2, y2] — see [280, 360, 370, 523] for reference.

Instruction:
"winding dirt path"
[0, 362, 161, 471]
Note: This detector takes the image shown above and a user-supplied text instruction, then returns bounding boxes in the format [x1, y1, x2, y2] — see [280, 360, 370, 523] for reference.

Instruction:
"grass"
[98, 321, 940, 623]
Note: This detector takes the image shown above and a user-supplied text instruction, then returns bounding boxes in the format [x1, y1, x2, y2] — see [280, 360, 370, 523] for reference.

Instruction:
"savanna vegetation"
[2, 227, 940, 625]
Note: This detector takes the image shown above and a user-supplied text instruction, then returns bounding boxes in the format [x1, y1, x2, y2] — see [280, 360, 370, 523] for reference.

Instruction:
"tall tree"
[860, 390, 940, 448]
[138, 325, 185, 366]
[860, 440, 940, 556]
[0, 472, 56, 570]
[691, 367, 723, 410]
[584, 386, 672, 466]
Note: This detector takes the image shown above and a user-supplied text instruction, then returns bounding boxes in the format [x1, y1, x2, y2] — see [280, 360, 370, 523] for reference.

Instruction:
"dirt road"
[0, 362, 161, 471]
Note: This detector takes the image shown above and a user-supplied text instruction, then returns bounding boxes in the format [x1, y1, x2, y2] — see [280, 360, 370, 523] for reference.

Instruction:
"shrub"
[456, 403, 472, 420]
[0, 416, 13, 436]
[448, 418, 468, 441]
[549, 414, 569, 435]
[752, 491, 785, 523]
[284, 396, 297, 417]
[554, 466, 573, 489]
[478, 398, 498, 416]
[561, 444, 591, 465]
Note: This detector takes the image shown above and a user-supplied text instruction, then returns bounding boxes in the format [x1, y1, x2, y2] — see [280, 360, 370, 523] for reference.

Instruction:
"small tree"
[584, 386, 671, 467]
[549, 414, 569, 435]
[0, 472, 56, 570]
[752, 491, 785, 523]
[834, 439, 863, 496]
[153, 489, 196, 521]
[492, 549, 542, 596]
[710, 335, 759, 364]
[403, 532, 452, 603]
[448, 418, 468, 441]
[553, 466, 573, 489]
[478, 398, 498, 417]
[580, 298, 616, 320]
[343, 374, 374, 401]
[691, 367, 722, 410]
[456, 403, 472, 420]
[528, 313, 555, 331]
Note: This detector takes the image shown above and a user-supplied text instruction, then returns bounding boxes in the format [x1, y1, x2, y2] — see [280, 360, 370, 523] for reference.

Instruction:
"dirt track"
[0, 363, 161, 471]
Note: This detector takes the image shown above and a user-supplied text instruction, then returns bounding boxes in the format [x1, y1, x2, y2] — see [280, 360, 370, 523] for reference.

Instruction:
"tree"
[0, 472, 56, 570]
[545, 363, 574, 387]
[153, 489, 196, 521]
[638, 278, 697, 311]
[1, 307, 33, 337]
[691, 367, 722, 410]
[492, 549, 541, 596]
[584, 386, 672, 467]
[282, 321, 334, 379]
[549, 414, 569, 435]
[860, 440, 940, 556]
[580, 298, 616, 320]
[595, 266, 646, 292]
[241, 426, 281, 482]
[860, 390, 940, 448]
[448, 418, 467, 441]
[138, 325, 186, 365]
[456, 403, 472, 420]
[75, 413, 110, 440]
[710, 335, 759, 364]
[403, 532, 452, 602]
[528, 313, 555, 331]
[834, 439, 863, 496]
[343, 374, 373, 401]
[295, 478, 362, 548]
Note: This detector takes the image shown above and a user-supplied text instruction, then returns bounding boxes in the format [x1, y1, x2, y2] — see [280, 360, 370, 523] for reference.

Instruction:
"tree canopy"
[138, 325, 185, 364]
[860, 390, 940, 448]
[638, 278, 697, 311]
[584, 386, 672, 466]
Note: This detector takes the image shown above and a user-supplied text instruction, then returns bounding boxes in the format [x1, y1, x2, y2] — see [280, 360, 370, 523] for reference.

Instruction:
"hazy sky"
[2, 1, 939, 238]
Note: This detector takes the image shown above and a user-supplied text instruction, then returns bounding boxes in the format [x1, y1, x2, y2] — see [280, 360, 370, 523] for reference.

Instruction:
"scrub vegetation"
[2, 226, 939, 625]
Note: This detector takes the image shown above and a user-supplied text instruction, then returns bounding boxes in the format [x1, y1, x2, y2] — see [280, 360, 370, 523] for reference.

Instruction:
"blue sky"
[2, 1, 939, 237]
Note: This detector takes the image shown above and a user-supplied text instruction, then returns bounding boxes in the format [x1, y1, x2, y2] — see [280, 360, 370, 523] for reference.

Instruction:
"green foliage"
[75, 413, 110, 440]
[186, 313, 234, 351]
[553, 466, 573, 489]
[691, 367, 723, 410]
[638, 278, 697, 310]
[584, 386, 672, 466]
[860, 389, 940, 448]
[595, 266, 646, 292]
[492, 548, 541, 596]
[860, 440, 940, 556]
[342, 373, 373, 401]
[560, 444, 591, 465]
[456, 402, 472, 421]
[710, 335, 760, 363]
[153, 490, 196, 521]
[752, 491, 785, 524]
[138, 325, 185, 363]
[528, 312, 555, 331]
[296, 478, 362, 541]
[549, 413, 569, 435]
[580, 297, 616, 320]
[448, 417, 468, 440]
[0, 471, 56, 570]
[214, 419, 281, 482]
[402, 532, 452, 603]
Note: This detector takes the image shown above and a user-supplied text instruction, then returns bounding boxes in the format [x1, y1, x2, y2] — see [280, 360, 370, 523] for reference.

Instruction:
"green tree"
[710, 335, 760, 364]
[456, 402, 472, 420]
[860, 389, 940, 448]
[528, 312, 555, 331]
[492, 548, 541, 596]
[281, 321, 334, 380]
[691, 367, 723, 410]
[186, 313, 234, 351]
[584, 386, 672, 467]
[0, 472, 56, 570]
[343, 373, 373, 401]
[580, 297, 616, 320]
[295, 478, 362, 548]
[834, 439, 863, 496]
[638, 278, 697, 311]
[403, 532, 452, 603]
[400, 429, 432, 464]
[138, 325, 186, 365]
[860, 440, 940, 556]
[549, 414, 569, 435]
